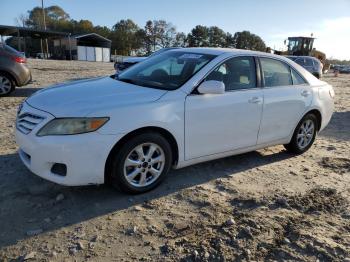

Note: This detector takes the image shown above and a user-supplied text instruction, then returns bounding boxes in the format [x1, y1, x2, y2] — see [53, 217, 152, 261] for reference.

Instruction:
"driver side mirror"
[197, 80, 225, 95]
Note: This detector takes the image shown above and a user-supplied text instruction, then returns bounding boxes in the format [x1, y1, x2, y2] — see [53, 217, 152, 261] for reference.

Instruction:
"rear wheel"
[284, 113, 318, 154]
[0, 73, 15, 96]
[110, 133, 172, 194]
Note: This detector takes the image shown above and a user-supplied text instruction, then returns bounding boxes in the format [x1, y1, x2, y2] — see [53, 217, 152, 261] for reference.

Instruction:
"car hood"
[26, 76, 167, 117]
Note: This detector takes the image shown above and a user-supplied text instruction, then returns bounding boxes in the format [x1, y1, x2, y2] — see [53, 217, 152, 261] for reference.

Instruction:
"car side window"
[291, 68, 307, 85]
[260, 58, 292, 87]
[205, 56, 256, 91]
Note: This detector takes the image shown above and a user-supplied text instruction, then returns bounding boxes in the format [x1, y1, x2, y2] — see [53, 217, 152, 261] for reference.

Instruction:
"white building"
[53, 33, 111, 62]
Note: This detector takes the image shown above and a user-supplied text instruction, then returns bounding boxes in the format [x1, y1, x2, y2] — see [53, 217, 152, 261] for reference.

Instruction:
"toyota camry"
[16, 48, 334, 193]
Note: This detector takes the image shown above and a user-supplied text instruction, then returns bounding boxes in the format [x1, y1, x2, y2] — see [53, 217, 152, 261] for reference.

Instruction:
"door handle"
[248, 97, 262, 104]
[301, 90, 311, 97]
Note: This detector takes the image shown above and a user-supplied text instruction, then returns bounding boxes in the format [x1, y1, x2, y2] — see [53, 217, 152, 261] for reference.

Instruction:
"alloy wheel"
[0, 76, 12, 95]
[123, 143, 165, 187]
[297, 119, 315, 149]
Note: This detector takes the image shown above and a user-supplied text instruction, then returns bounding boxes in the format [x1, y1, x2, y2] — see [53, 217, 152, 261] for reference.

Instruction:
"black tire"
[313, 73, 320, 79]
[0, 72, 15, 96]
[284, 113, 318, 154]
[110, 132, 172, 194]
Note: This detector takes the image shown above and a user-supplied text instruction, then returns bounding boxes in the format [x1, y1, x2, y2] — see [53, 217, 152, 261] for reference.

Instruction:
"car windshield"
[148, 48, 180, 58]
[117, 51, 216, 90]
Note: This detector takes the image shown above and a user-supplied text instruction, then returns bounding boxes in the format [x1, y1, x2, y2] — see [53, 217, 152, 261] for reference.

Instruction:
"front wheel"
[110, 133, 172, 194]
[284, 114, 318, 154]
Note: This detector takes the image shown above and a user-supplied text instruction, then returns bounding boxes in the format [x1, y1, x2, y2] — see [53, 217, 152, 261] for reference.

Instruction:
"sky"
[1, 0, 350, 60]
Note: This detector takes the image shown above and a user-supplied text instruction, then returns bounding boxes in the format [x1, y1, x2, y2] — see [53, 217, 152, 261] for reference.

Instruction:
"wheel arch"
[104, 126, 179, 183]
[305, 108, 322, 131]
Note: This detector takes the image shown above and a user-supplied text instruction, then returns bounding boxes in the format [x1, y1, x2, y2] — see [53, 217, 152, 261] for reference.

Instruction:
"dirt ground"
[0, 59, 349, 262]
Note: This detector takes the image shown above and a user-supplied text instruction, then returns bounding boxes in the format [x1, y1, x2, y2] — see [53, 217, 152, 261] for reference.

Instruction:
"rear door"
[257, 57, 312, 144]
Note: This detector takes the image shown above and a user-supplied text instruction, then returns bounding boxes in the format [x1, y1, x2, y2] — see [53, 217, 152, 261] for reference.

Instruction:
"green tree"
[187, 25, 209, 47]
[225, 32, 235, 48]
[26, 5, 70, 30]
[144, 20, 156, 54]
[174, 32, 187, 47]
[208, 26, 226, 47]
[111, 19, 142, 55]
[156, 20, 177, 48]
[93, 26, 111, 38]
[232, 31, 266, 51]
[143, 20, 178, 53]
[46, 5, 70, 23]
[72, 19, 94, 34]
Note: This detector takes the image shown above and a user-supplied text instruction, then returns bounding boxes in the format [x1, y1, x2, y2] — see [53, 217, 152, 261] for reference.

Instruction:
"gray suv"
[286, 56, 323, 79]
[0, 44, 31, 96]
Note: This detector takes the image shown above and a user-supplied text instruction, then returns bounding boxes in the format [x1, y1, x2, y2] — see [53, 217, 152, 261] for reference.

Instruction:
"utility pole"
[41, 0, 49, 59]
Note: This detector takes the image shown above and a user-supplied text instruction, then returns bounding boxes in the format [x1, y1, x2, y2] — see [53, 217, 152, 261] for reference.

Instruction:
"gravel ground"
[0, 59, 349, 261]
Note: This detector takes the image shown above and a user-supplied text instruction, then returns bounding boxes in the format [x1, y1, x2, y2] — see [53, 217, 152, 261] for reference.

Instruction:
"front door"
[185, 56, 263, 160]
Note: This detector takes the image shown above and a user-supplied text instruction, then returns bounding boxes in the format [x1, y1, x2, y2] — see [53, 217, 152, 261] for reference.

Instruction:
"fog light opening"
[51, 163, 67, 177]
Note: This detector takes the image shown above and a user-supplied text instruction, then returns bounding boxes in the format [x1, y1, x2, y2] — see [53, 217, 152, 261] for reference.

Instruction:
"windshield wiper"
[116, 77, 137, 85]
[114, 76, 169, 90]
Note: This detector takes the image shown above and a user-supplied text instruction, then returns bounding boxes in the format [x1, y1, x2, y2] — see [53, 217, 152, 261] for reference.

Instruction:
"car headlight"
[37, 117, 109, 136]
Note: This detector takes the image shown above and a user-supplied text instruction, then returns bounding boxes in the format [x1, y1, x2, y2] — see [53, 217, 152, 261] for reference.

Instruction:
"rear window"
[4, 45, 20, 55]
[260, 58, 292, 87]
[291, 68, 307, 85]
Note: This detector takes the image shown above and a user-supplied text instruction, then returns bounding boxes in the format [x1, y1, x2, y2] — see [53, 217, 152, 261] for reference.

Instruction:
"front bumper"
[15, 103, 122, 186]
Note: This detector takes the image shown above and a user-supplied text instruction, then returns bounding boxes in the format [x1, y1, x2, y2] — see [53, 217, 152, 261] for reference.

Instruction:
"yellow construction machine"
[274, 36, 329, 72]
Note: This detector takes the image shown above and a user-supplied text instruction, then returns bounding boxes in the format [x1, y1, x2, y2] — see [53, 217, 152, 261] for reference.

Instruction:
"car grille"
[16, 112, 45, 134]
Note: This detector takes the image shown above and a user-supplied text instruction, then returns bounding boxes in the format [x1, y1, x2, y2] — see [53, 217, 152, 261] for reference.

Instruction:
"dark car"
[114, 47, 182, 74]
[0, 44, 31, 96]
[338, 65, 350, 74]
[286, 56, 323, 79]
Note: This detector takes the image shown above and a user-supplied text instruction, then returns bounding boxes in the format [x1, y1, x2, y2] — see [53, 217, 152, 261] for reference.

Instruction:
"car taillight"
[12, 56, 26, 63]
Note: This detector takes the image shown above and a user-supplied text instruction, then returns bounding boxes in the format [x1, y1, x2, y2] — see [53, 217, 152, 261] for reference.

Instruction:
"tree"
[187, 25, 209, 47]
[232, 31, 266, 51]
[156, 20, 177, 48]
[26, 5, 70, 30]
[143, 20, 178, 53]
[10, 5, 269, 57]
[93, 26, 111, 38]
[26, 7, 45, 29]
[111, 19, 142, 55]
[15, 13, 28, 27]
[72, 19, 94, 34]
[225, 32, 235, 48]
[208, 26, 226, 47]
[174, 32, 187, 47]
[46, 5, 70, 21]
[144, 20, 156, 54]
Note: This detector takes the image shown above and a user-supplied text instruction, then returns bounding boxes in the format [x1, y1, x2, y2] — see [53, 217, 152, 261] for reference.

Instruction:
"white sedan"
[15, 48, 334, 193]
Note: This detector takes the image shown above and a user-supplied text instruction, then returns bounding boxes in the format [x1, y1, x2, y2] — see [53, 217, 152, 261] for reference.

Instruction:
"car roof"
[286, 55, 318, 60]
[169, 47, 289, 60]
